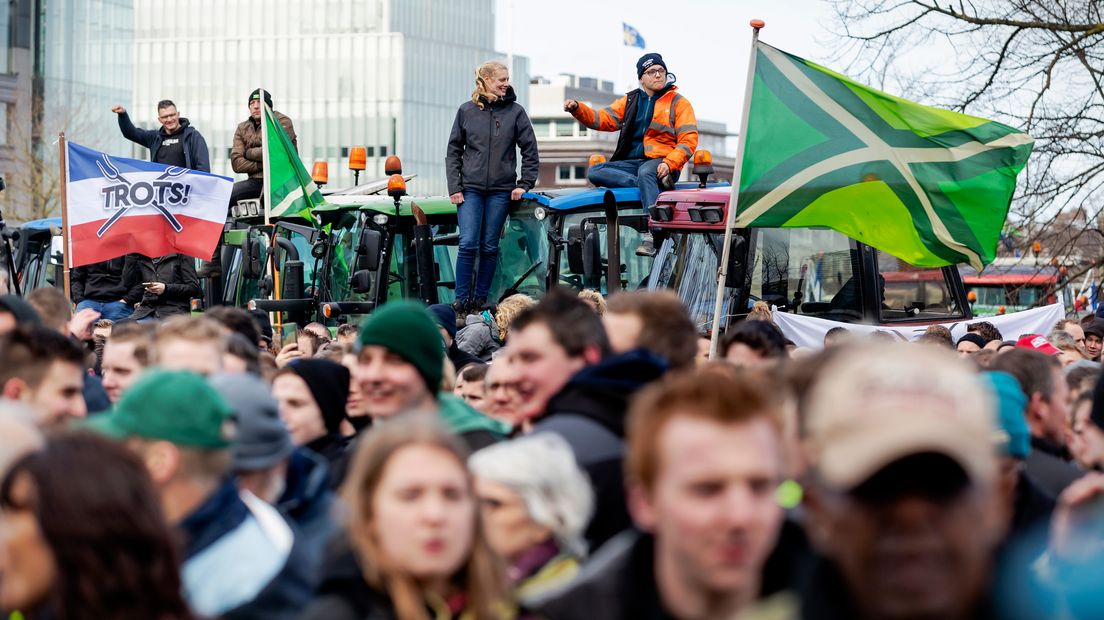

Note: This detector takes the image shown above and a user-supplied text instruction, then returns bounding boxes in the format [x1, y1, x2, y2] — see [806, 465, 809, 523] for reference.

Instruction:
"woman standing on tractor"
[446, 60, 539, 316]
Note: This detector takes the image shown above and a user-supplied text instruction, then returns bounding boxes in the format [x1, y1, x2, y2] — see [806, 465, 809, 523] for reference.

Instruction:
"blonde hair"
[343, 414, 507, 620]
[746, 300, 773, 323]
[471, 60, 509, 110]
[495, 294, 536, 342]
[577, 289, 607, 316]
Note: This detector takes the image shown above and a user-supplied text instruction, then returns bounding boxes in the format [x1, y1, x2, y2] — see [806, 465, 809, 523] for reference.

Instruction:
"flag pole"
[708, 19, 764, 360]
[259, 89, 281, 337]
[58, 132, 72, 302]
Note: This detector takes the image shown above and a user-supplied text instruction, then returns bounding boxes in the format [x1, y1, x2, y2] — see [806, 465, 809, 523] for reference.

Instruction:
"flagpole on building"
[58, 132, 72, 302]
[708, 19, 764, 360]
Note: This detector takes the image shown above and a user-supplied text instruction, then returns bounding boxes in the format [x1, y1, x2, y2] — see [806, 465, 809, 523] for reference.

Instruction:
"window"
[558, 165, 571, 180]
[573, 166, 586, 180]
[750, 228, 860, 320]
[875, 251, 962, 321]
[555, 122, 574, 137]
[532, 120, 550, 137]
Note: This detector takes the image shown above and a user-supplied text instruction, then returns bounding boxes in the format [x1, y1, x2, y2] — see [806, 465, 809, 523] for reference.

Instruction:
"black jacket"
[531, 350, 668, 553]
[1025, 436, 1083, 498]
[116, 112, 211, 172]
[125, 254, 201, 320]
[71, 255, 146, 305]
[445, 86, 539, 195]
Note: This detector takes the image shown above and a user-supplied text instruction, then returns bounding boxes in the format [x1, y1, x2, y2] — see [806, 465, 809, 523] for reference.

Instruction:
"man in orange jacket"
[564, 53, 698, 208]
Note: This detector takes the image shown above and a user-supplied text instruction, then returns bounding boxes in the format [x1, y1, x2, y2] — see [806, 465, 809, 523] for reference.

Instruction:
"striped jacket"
[570, 85, 698, 171]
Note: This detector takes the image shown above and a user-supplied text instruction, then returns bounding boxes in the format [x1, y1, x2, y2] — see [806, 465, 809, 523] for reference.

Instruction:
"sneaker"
[452, 298, 470, 318]
[472, 297, 487, 312]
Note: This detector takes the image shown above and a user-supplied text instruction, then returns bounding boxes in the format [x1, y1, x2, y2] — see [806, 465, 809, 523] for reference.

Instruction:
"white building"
[528, 73, 734, 188]
[132, 0, 527, 194]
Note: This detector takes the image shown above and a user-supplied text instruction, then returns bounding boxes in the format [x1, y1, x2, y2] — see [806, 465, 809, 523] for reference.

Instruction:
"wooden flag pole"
[58, 132, 72, 302]
[708, 19, 764, 360]
[259, 89, 282, 335]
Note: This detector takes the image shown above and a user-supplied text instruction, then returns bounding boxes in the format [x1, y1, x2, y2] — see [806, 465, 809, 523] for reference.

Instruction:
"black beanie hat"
[288, 358, 350, 435]
[0, 294, 41, 326]
[637, 53, 667, 79]
[249, 88, 273, 109]
[957, 333, 989, 349]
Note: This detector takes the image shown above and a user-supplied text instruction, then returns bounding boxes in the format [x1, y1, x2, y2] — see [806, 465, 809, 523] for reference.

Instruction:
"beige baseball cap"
[805, 343, 997, 490]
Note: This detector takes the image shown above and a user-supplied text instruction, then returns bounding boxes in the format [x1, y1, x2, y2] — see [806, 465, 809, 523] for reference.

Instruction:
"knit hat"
[287, 358, 351, 435]
[982, 371, 1030, 459]
[249, 88, 273, 109]
[427, 304, 458, 340]
[636, 53, 667, 79]
[85, 370, 234, 449]
[1015, 334, 1062, 356]
[0, 294, 40, 326]
[957, 333, 989, 349]
[209, 373, 293, 471]
[359, 301, 445, 393]
[1085, 320, 1104, 341]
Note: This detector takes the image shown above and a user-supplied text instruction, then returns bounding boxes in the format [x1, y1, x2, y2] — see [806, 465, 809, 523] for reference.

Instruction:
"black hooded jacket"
[531, 349, 668, 552]
[71, 255, 146, 304]
[117, 111, 211, 172]
[445, 85, 539, 195]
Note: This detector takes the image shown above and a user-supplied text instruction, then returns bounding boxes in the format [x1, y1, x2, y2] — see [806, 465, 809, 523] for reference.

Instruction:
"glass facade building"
[134, 0, 528, 194]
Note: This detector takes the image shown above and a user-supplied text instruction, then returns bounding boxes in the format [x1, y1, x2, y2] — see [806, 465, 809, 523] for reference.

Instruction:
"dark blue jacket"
[179, 479, 315, 620]
[531, 349, 669, 553]
[278, 449, 336, 576]
[116, 111, 211, 172]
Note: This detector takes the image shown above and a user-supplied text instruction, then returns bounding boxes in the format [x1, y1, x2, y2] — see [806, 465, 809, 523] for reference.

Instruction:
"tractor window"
[646, 232, 734, 333]
[876, 251, 964, 321]
[750, 228, 861, 321]
[490, 204, 549, 300]
[558, 211, 651, 295]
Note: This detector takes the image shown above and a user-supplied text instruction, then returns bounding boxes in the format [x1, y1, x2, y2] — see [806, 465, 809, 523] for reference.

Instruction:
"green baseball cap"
[84, 369, 235, 449]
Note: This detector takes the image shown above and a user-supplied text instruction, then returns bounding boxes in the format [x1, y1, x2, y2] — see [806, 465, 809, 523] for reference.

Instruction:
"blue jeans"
[76, 299, 133, 322]
[455, 189, 512, 301]
[587, 158, 680, 209]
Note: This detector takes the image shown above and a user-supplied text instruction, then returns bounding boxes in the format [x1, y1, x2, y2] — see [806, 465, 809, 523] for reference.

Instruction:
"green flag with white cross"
[263, 104, 323, 223]
[732, 42, 1034, 271]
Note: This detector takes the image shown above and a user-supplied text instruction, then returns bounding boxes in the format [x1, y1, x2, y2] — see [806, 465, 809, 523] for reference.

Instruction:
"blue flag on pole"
[623, 23, 645, 48]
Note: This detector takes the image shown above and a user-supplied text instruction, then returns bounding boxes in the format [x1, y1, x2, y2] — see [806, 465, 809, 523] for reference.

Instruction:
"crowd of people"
[3, 283, 1104, 620]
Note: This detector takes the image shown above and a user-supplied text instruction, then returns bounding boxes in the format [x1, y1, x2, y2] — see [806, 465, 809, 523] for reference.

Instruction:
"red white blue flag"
[64, 141, 232, 268]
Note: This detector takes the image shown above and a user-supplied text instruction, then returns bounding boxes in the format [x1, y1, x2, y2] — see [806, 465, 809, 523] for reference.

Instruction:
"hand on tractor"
[656, 162, 671, 179]
[511, 188, 525, 201]
[450, 192, 465, 205]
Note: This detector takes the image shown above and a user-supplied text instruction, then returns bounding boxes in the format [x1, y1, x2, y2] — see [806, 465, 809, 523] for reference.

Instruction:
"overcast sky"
[494, 0, 838, 141]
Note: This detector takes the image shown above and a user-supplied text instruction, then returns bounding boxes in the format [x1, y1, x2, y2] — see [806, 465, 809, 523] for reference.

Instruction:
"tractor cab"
[645, 155, 972, 333]
[10, 218, 63, 295]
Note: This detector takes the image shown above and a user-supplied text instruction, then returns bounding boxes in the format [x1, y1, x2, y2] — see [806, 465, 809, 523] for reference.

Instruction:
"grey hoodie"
[445, 85, 539, 195]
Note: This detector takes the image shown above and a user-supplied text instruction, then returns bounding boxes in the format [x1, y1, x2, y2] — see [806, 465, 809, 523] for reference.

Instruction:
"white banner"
[774, 304, 1066, 350]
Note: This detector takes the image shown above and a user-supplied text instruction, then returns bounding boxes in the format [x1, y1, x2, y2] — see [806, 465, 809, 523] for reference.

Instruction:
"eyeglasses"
[643, 67, 666, 78]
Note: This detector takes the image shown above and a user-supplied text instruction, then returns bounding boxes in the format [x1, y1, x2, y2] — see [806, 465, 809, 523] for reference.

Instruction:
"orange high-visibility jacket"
[570, 85, 698, 171]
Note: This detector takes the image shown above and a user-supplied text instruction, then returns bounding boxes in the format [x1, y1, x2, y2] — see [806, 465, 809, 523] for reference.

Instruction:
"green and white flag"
[733, 42, 1033, 271]
[263, 104, 323, 223]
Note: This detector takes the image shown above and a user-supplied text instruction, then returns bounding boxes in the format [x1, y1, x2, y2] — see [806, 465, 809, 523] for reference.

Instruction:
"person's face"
[249, 99, 261, 119]
[1058, 349, 1084, 367]
[1063, 324, 1086, 347]
[1042, 367, 1071, 444]
[23, 361, 86, 430]
[355, 345, 435, 418]
[158, 338, 223, 376]
[158, 105, 180, 133]
[297, 334, 317, 357]
[373, 445, 475, 581]
[475, 478, 551, 562]
[639, 65, 668, 92]
[602, 311, 643, 354]
[510, 323, 586, 422]
[1085, 333, 1103, 359]
[724, 342, 767, 369]
[956, 341, 981, 357]
[696, 337, 711, 365]
[1070, 399, 1104, 469]
[455, 377, 488, 411]
[807, 457, 1003, 620]
[484, 358, 521, 423]
[632, 416, 784, 597]
[273, 373, 327, 445]
[101, 340, 144, 404]
[0, 474, 57, 612]
[488, 69, 510, 97]
[342, 353, 370, 418]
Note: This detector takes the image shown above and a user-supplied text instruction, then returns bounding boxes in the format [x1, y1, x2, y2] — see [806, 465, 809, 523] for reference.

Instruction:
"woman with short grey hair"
[469, 432, 594, 601]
